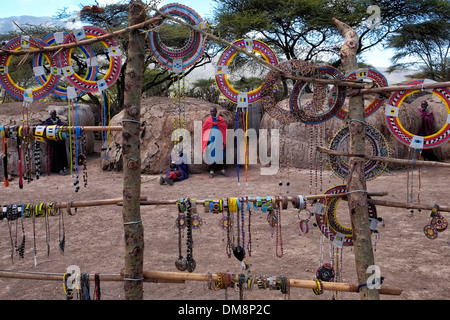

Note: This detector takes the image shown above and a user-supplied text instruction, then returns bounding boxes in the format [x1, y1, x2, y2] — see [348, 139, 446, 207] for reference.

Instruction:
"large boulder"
[101, 96, 235, 174]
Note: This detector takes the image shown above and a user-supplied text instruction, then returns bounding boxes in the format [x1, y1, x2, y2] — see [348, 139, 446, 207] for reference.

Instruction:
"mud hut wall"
[0, 104, 96, 176]
[102, 97, 236, 174]
[259, 94, 450, 170]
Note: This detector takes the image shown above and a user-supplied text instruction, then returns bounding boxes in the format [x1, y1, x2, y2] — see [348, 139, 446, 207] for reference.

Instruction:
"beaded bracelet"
[228, 198, 237, 213]
[312, 278, 324, 295]
[34, 126, 46, 142]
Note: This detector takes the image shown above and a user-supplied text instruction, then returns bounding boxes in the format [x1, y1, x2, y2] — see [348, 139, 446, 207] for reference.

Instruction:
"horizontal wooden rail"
[360, 81, 450, 95]
[369, 199, 450, 213]
[122, 191, 388, 207]
[317, 146, 450, 168]
[0, 269, 402, 295]
[0, 17, 162, 56]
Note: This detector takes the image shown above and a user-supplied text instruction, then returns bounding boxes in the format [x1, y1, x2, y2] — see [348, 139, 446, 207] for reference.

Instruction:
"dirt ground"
[0, 139, 449, 301]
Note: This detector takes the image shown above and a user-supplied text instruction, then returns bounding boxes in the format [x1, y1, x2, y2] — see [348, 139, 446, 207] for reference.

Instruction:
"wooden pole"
[360, 81, 450, 95]
[16, 197, 148, 211]
[368, 199, 450, 213]
[61, 126, 123, 132]
[0, 270, 183, 284]
[317, 146, 450, 168]
[2, 125, 123, 133]
[0, 16, 162, 57]
[334, 18, 379, 300]
[140, 271, 402, 295]
[132, 191, 388, 207]
[122, 0, 146, 300]
[0, 270, 402, 296]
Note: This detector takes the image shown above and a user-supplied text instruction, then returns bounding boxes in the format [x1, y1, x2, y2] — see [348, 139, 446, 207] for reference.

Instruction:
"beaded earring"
[58, 204, 66, 254]
[424, 204, 448, 239]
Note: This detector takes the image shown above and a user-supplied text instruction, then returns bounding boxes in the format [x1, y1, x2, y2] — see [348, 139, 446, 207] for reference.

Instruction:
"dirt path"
[0, 144, 449, 300]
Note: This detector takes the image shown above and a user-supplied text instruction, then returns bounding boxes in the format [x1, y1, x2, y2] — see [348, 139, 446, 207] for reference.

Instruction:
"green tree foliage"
[387, 3, 450, 81]
[211, 0, 448, 66]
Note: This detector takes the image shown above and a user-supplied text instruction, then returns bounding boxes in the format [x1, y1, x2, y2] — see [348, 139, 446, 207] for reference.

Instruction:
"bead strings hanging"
[171, 73, 186, 162]
[242, 108, 250, 186]
[100, 90, 112, 160]
[81, 129, 88, 188]
[2, 135, 8, 187]
[174, 198, 197, 272]
[67, 99, 79, 193]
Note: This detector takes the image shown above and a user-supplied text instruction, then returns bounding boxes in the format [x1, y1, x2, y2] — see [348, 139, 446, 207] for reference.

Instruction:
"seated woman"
[160, 155, 189, 186]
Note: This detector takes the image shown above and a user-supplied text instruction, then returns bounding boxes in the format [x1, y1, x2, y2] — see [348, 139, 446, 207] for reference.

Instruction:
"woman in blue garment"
[202, 106, 228, 178]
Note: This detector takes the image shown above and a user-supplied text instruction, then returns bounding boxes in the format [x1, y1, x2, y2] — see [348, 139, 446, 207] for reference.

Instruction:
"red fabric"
[418, 108, 435, 136]
[167, 171, 181, 181]
[201, 116, 227, 152]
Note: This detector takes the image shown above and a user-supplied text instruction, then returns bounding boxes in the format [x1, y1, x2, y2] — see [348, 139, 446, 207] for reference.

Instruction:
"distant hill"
[0, 16, 63, 34]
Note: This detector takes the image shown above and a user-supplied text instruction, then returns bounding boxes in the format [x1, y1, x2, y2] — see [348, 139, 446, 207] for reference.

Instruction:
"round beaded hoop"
[59, 25, 122, 93]
[148, 3, 208, 73]
[215, 38, 279, 105]
[385, 79, 450, 150]
[0, 36, 60, 101]
[336, 68, 388, 120]
[33, 32, 98, 98]
[261, 59, 316, 124]
[328, 123, 390, 181]
[289, 65, 346, 124]
[315, 185, 378, 247]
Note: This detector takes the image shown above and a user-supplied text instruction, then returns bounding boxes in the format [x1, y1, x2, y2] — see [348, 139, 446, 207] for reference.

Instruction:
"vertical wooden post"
[333, 18, 380, 300]
[122, 0, 146, 300]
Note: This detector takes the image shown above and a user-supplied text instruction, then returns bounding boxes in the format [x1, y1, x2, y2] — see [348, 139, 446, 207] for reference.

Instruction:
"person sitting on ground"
[159, 155, 189, 186]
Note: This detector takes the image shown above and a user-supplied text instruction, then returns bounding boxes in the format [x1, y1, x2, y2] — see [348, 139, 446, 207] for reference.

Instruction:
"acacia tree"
[388, 20, 450, 81]
[212, 0, 448, 65]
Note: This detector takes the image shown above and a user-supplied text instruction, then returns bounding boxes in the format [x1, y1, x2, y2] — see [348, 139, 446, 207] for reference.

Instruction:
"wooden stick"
[3, 125, 123, 132]
[1, 197, 147, 211]
[360, 81, 450, 95]
[141, 270, 402, 295]
[317, 146, 450, 168]
[53, 197, 147, 210]
[60, 126, 123, 132]
[131, 191, 388, 207]
[369, 199, 450, 213]
[0, 16, 163, 57]
[333, 17, 379, 300]
[0, 269, 402, 295]
[0, 270, 183, 284]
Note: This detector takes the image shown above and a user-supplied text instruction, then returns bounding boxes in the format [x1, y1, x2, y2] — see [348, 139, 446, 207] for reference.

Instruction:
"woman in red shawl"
[418, 101, 438, 161]
[202, 106, 228, 177]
